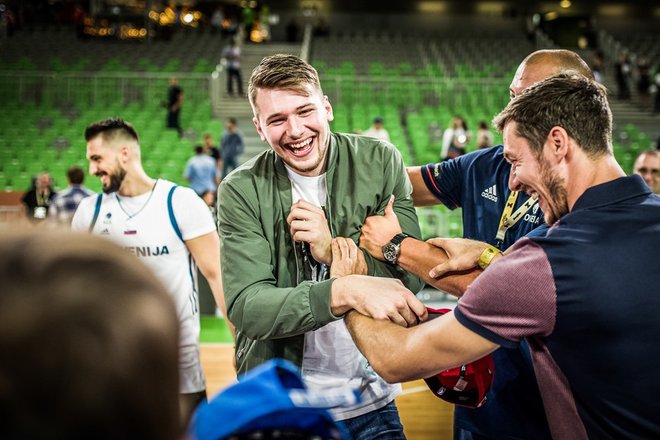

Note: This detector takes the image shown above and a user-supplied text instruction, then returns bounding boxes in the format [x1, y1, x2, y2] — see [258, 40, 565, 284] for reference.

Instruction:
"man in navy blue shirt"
[360, 50, 593, 440]
[219, 117, 245, 179]
[348, 73, 660, 439]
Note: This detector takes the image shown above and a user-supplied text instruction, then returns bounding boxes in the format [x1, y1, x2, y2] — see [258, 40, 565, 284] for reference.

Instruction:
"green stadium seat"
[10, 173, 33, 191]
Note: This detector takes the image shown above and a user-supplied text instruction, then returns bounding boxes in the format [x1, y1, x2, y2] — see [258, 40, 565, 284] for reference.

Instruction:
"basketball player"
[72, 117, 231, 425]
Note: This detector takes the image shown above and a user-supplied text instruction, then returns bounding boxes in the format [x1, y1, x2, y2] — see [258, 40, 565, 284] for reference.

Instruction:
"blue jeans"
[221, 155, 238, 179]
[339, 401, 406, 440]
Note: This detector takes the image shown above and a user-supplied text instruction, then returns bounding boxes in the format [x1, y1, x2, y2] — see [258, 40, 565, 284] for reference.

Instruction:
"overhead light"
[418, 2, 447, 13]
[560, 0, 571, 8]
[477, 2, 505, 14]
[577, 36, 588, 48]
[545, 11, 559, 20]
[597, 5, 627, 16]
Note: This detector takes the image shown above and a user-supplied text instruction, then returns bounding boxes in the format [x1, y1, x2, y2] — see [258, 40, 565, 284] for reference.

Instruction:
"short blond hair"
[248, 54, 323, 114]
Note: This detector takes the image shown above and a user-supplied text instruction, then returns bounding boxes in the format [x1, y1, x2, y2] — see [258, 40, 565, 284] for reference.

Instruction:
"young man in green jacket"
[217, 54, 426, 439]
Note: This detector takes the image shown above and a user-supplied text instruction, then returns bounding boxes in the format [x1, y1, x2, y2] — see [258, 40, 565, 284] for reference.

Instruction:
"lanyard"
[495, 191, 538, 248]
[36, 190, 50, 207]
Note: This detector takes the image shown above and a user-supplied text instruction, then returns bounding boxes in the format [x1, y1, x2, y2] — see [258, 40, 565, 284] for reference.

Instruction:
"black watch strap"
[390, 232, 410, 246]
[382, 232, 410, 265]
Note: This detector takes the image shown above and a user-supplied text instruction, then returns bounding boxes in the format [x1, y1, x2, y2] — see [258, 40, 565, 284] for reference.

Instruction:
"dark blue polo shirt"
[456, 175, 660, 438]
[421, 146, 551, 439]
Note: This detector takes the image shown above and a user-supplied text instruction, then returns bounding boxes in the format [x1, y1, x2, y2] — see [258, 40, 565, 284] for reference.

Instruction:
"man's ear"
[252, 117, 266, 142]
[547, 126, 570, 162]
[119, 145, 131, 164]
[324, 95, 334, 122]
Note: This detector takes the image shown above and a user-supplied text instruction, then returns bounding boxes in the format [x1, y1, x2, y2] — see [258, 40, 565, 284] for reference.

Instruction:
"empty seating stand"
[0, 27, 233, 192]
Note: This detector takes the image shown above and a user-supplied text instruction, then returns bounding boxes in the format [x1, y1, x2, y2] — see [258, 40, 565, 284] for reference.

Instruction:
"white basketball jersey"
[72, 179, 216, 393]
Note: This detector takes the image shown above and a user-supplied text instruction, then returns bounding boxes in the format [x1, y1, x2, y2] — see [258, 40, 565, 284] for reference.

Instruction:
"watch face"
[382, 243, 398, 264]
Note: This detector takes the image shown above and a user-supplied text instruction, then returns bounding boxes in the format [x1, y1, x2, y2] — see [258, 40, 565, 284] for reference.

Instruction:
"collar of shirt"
[571, 174, 651, 212]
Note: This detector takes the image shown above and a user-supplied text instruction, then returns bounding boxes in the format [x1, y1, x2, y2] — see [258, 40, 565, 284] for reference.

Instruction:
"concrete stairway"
[576, 44, 659, 148]
[213, 42, 302, 165]
[601, 75, 659, 147]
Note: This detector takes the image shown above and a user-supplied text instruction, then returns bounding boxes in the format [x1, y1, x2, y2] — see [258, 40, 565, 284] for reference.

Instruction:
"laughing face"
[252, 84, 334, 177]
[503, 122, 569, 225]
[86, 136, 127, 194]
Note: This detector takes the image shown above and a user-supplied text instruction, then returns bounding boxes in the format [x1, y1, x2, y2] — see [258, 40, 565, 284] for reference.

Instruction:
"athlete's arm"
[345, 309, 498, 383]
[186, 231, 235, 337]
[396, 237, 481, 297]
[407, 166, 444, 207]
[359, 196, 480, 297]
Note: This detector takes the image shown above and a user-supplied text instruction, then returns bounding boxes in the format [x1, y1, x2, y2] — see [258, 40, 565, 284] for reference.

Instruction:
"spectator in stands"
[637, 56, 651, 99]
[0, 4, 16, 37]
[217, 54, 426, 440]
[285, 18, 300, 42]
[362, 116, 391, 142]
[201, 132, 220, 160]
[592, 50, 605, 83]
[199, 132, 221, 171]
[313, 17, 330, 38]
[346, 72, 660, 440]
[185, 145, 219, 206]
[0, 230, 181, 440]
[72, 3, 86, 39]
[21, 172, 56, 223]
[166, 76, 184, 137]
[358, 49, 597, 440]
[633, 149, 660, 193]
[615, 52, 632, 100]
[240, 4, 255, 42]
[257, 3, 271, 43]
[475, 120, 494, 149]
[210, 6, 224, 34]
[48, 166, 94, 226]
[441, 115, 470, 160]
[221, 38, 243, 96]
[219, 117, 244, 179]
[654, 57, 660, 114]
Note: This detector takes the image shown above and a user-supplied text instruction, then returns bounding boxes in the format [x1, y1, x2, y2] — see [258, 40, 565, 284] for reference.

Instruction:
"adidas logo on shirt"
[481, 185, 498, 202]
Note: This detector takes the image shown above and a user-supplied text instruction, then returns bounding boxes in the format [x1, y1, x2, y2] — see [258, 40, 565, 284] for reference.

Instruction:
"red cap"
[423, 307, 494, 408]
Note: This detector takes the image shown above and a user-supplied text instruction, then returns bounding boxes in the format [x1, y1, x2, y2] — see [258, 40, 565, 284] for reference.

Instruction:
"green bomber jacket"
[217, 132, 425, 374]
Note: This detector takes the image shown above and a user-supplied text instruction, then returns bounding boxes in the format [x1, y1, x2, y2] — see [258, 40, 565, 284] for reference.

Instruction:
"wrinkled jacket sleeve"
[361, 144, 425, 294]
[218, 179, 340, 341]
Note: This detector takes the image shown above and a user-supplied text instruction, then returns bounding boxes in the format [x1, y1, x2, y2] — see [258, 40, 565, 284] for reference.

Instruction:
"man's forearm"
[345, 310, 466, 383]
[397, 238, 481, 297]
[207, 274, 235, 337]
[344, 310, 413, 383]
[345, 309, 499, 384]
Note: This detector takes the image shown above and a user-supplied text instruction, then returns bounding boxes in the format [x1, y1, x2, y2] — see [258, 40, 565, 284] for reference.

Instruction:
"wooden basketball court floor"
[200, 343, 455, 440]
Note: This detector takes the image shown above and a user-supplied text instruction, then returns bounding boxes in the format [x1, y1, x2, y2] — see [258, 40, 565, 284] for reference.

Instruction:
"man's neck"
[118, 170, 156, 197]
[567, 154, 626, 210]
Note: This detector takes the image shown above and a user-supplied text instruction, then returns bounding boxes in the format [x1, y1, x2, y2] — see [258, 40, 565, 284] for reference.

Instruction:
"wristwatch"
[382, 233, 410, 265]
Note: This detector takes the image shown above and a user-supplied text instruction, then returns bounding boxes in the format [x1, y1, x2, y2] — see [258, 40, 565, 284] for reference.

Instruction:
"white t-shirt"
[362, 127, 391, 142]
[286, 167, 402, 420]
[72, 179, 216, 393]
